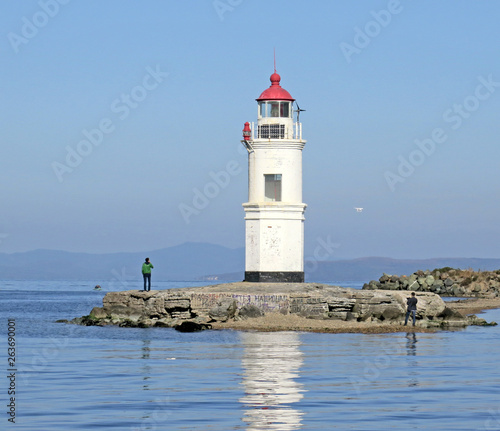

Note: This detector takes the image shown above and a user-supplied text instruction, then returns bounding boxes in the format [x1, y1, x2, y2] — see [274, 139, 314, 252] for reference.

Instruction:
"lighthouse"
[241, 71, 306, 282]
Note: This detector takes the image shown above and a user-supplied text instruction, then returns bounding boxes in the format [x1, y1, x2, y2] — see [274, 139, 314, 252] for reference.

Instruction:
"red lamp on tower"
[242, 122, 252, 142]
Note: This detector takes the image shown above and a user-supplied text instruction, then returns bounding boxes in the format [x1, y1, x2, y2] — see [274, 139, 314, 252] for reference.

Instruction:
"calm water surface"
[1, 280, 500, 430]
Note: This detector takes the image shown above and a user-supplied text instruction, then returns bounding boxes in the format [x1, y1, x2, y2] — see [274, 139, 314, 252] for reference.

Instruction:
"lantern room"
[251, 72, 300, 141]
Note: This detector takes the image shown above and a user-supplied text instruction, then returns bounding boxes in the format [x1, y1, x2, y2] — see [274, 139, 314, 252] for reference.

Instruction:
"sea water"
[1, 280, 500, 430]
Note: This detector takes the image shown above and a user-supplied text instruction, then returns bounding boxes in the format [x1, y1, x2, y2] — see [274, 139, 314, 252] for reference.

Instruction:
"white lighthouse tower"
[241, 70, 306, 282]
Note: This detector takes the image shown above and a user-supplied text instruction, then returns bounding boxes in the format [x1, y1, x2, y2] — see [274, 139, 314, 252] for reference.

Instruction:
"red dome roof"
[256, 72, 295, 101]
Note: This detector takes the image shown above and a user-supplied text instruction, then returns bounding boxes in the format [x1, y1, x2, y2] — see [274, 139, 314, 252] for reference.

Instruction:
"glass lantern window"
[259, 102, 266, 117]
[269, 102, 280, 117]
[259, 101, 292, 118]
[280, 102, 290, 117]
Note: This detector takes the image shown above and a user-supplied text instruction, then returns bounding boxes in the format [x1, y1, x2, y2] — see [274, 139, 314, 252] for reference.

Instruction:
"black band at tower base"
[244, 271, 304, 283]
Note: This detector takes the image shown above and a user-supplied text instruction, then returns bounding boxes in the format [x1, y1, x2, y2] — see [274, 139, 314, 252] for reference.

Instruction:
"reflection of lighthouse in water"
[239, 332, 305, 430]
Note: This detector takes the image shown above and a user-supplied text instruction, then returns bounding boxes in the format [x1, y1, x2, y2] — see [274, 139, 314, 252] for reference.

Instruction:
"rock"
[437, 307, 463, 319]
[119, 319, 139, 327]
[408, 280, 419, 291]
[472, 283, 482, 292]
[328, 311, 348, 320]
[452, 285, 463, 297]
[299, 302, 329, 319]
[345, 311, 357, 321]
[390, 275, 400, 283]
[209, 298, 237, 322]
[381, 307, 401, 320]
[164, 299, 190, 310]
[364, 269, 500, 300]
[170, 311, 192, 319]
[379, 274, 390, 283]
[76, 314, 102, 326]
[154, 320, 171, 328]
[238, 304, 264, 319]
[90, 306, 107, 318]
[467, 316, 498, 326]
[352, 291, 405, 321]
[328, 297, 356, 311]
[444, 278, 454, 287]
[174, 321, 212, 332]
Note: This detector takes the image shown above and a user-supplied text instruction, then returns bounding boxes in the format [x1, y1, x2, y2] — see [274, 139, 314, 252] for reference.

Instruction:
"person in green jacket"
[142, 257, 154, 291]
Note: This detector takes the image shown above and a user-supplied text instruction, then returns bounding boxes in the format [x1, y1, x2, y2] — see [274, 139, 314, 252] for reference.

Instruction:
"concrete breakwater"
[363, 268, 500, 298]
[71, 282, 489, 330]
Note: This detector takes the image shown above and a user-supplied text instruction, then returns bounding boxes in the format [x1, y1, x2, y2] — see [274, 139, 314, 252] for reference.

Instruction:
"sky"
[1, 0, 500, 259]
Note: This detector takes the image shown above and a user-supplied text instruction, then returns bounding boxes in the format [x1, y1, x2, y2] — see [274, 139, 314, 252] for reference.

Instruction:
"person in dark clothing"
[142, 258, 154, 291]
[404, 292, 418, 326]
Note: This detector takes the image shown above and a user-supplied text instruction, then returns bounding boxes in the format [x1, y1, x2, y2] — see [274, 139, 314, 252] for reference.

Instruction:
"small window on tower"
[264, 174, 282, 202]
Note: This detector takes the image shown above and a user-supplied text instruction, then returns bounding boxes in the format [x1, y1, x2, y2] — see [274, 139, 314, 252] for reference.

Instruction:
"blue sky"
[1, 0, 499, 259]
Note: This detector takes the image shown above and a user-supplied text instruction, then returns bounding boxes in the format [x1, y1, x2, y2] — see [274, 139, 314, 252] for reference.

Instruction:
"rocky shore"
[69, 281, 496, 333]
[363, 268, 500, 298]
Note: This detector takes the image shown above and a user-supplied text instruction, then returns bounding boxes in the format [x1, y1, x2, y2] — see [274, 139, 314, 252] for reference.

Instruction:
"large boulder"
[209, 298, 237, 322]
[238, 304, 264, 319]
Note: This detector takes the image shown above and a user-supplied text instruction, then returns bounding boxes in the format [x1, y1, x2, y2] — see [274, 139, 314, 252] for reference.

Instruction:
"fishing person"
[142, 257, 154, 292]
[404, 292, 418, 326]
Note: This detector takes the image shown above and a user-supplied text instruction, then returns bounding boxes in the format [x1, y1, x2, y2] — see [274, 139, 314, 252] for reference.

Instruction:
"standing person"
[404, 292, 418, 326]
[142, 258, 154, 292]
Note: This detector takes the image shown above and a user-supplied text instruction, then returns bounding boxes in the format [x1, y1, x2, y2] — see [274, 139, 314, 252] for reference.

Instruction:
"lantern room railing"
[245, 122, 303, 141]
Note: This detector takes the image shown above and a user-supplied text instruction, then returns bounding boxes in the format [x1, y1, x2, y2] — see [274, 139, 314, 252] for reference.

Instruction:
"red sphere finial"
[270, 72, 281, 85]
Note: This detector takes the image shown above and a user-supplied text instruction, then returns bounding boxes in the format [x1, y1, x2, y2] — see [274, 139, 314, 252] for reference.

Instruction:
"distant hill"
[0, 242, 244, 282]
[202, 256, 500, 283]
[0, 243, 499, 284]
[307, 257, 500, 282]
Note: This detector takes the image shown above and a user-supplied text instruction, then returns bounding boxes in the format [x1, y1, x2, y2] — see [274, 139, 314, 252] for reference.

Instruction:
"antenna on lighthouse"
[273, 47, 276, 73]
[294, 101, 306, 123]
